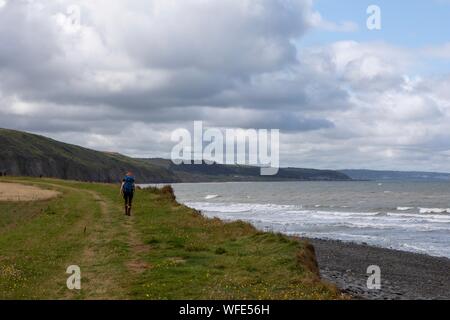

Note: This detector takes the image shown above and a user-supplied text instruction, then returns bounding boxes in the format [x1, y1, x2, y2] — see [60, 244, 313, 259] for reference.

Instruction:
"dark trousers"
[123, 191, 134, 209]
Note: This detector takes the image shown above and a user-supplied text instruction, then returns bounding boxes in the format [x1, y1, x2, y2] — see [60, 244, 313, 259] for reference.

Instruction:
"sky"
[1, 0, 450, 171]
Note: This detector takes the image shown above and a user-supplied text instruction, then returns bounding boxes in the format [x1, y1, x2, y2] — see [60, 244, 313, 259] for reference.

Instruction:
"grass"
[0, 177, 342, 300]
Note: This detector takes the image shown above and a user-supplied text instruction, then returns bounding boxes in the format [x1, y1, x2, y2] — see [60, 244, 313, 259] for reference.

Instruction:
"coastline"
[307, 238, 450, 300]
[0, 177, 343, 299]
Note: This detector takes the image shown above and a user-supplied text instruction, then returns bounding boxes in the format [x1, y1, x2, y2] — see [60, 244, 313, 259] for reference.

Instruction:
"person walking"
[120, 171, 135, 216]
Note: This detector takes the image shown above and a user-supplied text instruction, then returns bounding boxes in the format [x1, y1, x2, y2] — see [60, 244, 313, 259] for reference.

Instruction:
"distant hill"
[340, 169, 450, 181]
[141, 158, 351, 182]
[0, 128, 350, 183]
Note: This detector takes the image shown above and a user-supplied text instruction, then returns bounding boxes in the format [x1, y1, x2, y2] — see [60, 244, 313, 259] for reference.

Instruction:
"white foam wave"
[187, 202, 450, 223]
[397, 207, 414, 211]
[419, 207, 450, 214]
[387, 212, 450, 221]
[186, 202, 299, 214]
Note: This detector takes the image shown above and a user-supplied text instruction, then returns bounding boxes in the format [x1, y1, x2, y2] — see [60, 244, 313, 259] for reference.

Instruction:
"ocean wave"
[185, 202, 299, 214]
[184, 201, 450, 231]
[204, 194, 219, 200]
[286, 210, 380, 217]
[187, 201, 450, 221]
[399, 243, 429, 254]
[419, 207, 450, 214]
[387, 212, 450, 221]
[397, 207, 414, 211]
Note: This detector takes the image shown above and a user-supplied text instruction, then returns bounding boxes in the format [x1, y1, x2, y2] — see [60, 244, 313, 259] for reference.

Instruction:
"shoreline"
[307, 238, 450, 300]
[0, 177, 342, 299]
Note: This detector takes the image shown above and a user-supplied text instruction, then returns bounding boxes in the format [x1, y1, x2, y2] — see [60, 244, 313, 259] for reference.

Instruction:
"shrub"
[160, 185, 176, 201]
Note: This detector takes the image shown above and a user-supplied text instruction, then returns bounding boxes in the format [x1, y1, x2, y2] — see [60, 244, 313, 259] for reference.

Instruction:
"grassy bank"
[0, 177, 342, 299]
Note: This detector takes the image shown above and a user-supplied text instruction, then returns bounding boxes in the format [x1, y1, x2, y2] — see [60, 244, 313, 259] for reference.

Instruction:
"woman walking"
[120, 171, 135, 216]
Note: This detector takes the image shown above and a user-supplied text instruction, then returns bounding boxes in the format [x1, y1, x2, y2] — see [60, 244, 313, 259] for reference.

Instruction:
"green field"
[0, 177, 342, 300]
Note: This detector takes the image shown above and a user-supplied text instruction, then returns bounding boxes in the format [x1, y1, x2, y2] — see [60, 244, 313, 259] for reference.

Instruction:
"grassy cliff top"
[0, 177, 342, 299]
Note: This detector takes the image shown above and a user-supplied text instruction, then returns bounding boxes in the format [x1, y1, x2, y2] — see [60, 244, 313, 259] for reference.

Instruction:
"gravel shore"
[307, 238, 450, 300]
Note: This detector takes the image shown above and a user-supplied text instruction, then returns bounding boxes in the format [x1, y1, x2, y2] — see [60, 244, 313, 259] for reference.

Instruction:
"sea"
[142, 181, 450, 259]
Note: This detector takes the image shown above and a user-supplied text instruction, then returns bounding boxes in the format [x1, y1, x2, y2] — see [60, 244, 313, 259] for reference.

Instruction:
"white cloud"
[309, 11, 358, 32]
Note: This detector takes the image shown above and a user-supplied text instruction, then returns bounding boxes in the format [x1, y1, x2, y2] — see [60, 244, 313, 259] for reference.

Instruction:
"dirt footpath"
[0, 182, 59, 201]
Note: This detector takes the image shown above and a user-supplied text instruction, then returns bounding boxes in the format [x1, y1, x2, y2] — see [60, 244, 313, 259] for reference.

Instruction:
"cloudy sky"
[1, 0, 450, 171]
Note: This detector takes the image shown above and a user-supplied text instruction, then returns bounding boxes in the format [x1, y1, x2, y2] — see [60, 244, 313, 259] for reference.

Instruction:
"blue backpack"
[123, 176, 135, 193]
